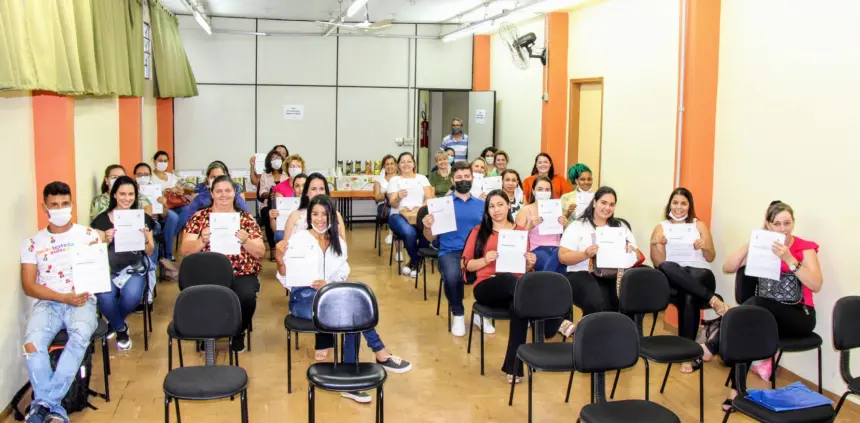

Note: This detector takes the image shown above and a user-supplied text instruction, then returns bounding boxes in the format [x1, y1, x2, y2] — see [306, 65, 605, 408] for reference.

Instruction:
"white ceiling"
[161, 0, 524, 24]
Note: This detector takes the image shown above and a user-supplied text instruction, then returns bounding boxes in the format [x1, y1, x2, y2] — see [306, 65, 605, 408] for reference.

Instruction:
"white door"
[467, 91, 496, 161]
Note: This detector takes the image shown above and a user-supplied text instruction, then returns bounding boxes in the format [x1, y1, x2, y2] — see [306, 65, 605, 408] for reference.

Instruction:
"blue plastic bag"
[746, 382, 833, 412]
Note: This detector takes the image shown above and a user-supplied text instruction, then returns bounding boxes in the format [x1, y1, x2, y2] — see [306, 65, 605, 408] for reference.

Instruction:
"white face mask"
[155, 162, 169, 172]
[534, 191, 552, 201]
[137, 176, 150, 185]
[670, 213, 688, 222]
[48, 207, 73, 227]
[271, 159, 283, 169]
[108, 177, 118, 191]
[485, 156, 494, 164]
[312, 224, 331, 234]
[207, 178, 215, 188]
[288, 168, 302, 178]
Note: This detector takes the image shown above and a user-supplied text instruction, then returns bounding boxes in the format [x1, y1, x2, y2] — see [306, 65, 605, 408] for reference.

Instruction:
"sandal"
[710, 297, 730, 316]
[558, 320, 576, 338]
[682, 358, 703, 374]
[721, 398, 735, 413]
[506, 374, 522, 384]
[315, 349, 329, 361]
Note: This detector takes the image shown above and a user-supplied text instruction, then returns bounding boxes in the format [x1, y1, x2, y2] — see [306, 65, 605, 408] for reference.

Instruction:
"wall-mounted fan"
[499, 22, 547, 70]
[317, 6, 394, 32]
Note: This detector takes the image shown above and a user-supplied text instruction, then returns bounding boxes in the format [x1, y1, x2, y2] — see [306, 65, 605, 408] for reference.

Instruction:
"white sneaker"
[473, 314, 496, 334]
[451, 316, 466, 337]
[341, 391, 372, 404]
[401, 265, 416, 277]
[384, 233, 393, 245]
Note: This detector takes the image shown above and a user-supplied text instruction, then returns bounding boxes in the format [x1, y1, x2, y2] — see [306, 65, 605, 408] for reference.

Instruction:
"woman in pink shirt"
[515, 176, 569, 273]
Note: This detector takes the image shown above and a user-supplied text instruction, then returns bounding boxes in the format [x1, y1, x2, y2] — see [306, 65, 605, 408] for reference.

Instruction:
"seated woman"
[270, 173, 307, 244]
[522, 153, 573, 204]
[493, 150, 511, 176]
[470, 157, 488, 177]
[271, 154, 306, 198]
[91, 165, 152, 219]
[480, 147, 498, 175]
[248, 144, 289, 188]
[428, 151, 453, 198]
[178, 161, 249, 230]
[91, 176, 155, 350]
[133, 162, 172, 290]
[560, 163, 594, 219]
[386, 152, 434, 277]
[151, 150, 183, 262]
[462, 190, 574, 384]
[700, 201, 822, 411]
[500, 170, 524, 218]
[257, 150, 287, 261]
[181, 175, 265, 352]
[558, 187, 640, 315]
[515, 176, 569, 273]
[374, 155, 397, 245]
[650, 188, 727, 374]
[430, 147, 456, 173]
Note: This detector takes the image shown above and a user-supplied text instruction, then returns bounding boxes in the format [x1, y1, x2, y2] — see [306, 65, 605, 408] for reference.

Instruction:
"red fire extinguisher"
[420, 111, 429, 148]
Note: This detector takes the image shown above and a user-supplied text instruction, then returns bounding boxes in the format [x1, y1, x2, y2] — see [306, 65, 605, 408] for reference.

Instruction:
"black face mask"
[454, 180, 472, 194]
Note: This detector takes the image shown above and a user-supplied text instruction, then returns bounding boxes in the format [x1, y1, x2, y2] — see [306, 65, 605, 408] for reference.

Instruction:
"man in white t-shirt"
[21, 182, 102, 423]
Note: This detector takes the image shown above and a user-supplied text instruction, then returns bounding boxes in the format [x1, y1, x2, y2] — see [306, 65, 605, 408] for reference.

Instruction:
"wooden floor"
[6, 226, 857, 422]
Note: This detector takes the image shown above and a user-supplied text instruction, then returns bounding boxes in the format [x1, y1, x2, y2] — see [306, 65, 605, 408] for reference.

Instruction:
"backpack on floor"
[12, 343, 96, 421]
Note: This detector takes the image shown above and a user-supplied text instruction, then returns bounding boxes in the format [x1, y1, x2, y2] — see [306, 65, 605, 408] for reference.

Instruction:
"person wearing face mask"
[428, 150, 453, 197]
[90, 176, 155, 351]
[515, 176, 569, 273]
[90, 165, 153, 220]
[181, 175, 265, 352]
[480, 147, 498, 175]
[271, 154, 306, 198]
[257, 150, 287, 261]
[440, 118, 469, 162]
[149, 152, 183, 263]
[421, 161, 486, 337]
[178, 161, 249, 230]
[560, 163, 594, 219]
[271, 173, 307, 244]
[374, 155, 398, 245]
[279, 174, 347, 248]
[21, 182, 103, 423]
[249, 144, 289, 188]
[134, 163, 178, 289]
[470, 157, 488, 178]
[493, 150, 510, 176]
[522, 153, 573, 204]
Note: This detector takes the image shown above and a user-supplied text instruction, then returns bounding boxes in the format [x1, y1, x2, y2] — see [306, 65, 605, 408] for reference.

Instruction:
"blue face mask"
[448, 156, 454, 165]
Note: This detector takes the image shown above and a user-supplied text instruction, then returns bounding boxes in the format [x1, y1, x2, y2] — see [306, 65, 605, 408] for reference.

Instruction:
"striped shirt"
[441, 134, 469, 161]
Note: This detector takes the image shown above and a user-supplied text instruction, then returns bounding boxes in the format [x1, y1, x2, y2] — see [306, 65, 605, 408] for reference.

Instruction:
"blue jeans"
[388, 214, 428, 265]
[438, 250, 465, 316]
[274, 230, 284, 244]
[24, 298, 97, 418]
[162, 209, 180, 260]
[96, 273, 147, 331]
[533, 246, 566, 273]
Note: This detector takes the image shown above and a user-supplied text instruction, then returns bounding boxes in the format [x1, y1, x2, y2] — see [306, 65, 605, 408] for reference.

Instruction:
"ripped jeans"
[24, 298, 97, 415]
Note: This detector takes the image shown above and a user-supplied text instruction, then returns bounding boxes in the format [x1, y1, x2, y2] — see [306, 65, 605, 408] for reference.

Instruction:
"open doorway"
[417, 89, 496, 174]
[567, 78, 604, 186]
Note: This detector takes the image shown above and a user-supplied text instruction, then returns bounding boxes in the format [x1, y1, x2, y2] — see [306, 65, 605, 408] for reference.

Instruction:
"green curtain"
[149, 0, 197, 98]
[0, 0, 38, 90]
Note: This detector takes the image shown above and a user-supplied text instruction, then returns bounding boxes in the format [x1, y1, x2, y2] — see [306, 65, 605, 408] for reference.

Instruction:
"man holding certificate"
[20, 182, 103, 423]
[181, 175, 265, 353]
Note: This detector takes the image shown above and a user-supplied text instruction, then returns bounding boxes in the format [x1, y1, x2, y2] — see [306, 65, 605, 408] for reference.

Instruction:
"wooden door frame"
[567, 77, 605, 186]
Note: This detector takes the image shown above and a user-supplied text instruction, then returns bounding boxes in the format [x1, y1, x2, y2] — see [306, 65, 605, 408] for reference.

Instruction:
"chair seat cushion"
[580, 399, 680, 423]
[164, 366, 248, 399]
[516, 343, 574, 371]
[307, 363, 387, 392]
[849, 377, 860, 394]
[778, 333, 822, 352]
[472, 303, 511, 320]
[51, 319, 109, 345]
[732, 397, 835, 423]
[640, 336, 703, 362]
[418, 248, 439, 258]
[284, 314, 317, 333]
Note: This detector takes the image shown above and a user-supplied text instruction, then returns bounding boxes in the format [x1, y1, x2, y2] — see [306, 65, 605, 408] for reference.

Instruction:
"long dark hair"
[299, 173, 331, 210]
[101, 164, 125, 194]
[664, 187, 696, 223]
[530, 153, 556, 179]
[207, 175, 242, 211]
[500, 169, 522, 192]
[306, 195, 343, 256]
[529, 175, 554, 203]
[578, 186, 622, 228]
[106, 176, 140, 212]
[473, 190, 513, 259]
[264, 149, 283, 174]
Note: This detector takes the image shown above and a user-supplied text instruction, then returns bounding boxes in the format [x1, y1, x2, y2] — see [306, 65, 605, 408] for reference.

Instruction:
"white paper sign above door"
[283, 105, 304, 120]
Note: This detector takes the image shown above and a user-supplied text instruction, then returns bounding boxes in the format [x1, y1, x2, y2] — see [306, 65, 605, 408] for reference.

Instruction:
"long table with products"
[244, 190, 375, 230]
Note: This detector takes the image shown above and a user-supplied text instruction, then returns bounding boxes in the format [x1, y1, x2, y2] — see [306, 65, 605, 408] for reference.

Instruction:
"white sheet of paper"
[476, 109, 486, 124]
[482, 176, 502, 193]
[427, 197, 457, 235]
[140, 184, 163, 214]
[575, 191, 594, 218]
[254, 154, 266, 174]
[496, 230, 528, 273]
[596, 227, 632, 269]
[398, 179, 424, 209]
[538, 199, 563, 235]
[276, 197, 301, 230]
[746, 230, 786, 280]
[283, 105, 305, 120]
[210, 212, 241, 255]
[113, 209, 145, 253]
[72, 243, 112, 294]
[470, 174, 485, 197]
[283, 237, 321, 287]
[232, 168, 251, 179]
[664, 223, 698, 263]
[177, 170, 204, 178]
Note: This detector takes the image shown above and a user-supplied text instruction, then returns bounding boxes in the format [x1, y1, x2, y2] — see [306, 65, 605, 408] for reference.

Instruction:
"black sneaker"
[116, 324, 132, 351]
[45, 412, 68, 423]
[231, 335, 245, 353]
[377, 355, 412, 374]
[25, 402, 49, 423]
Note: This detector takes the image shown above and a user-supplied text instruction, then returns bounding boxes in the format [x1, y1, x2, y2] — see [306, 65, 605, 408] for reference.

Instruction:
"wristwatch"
[789, 261, 803, 273]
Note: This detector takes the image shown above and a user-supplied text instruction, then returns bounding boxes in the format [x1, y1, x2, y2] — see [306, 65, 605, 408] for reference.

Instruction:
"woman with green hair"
[561, 163, 594, 219]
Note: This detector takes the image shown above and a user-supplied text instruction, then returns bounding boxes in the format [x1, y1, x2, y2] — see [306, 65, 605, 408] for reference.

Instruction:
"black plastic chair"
[163, 285, 249, 423]
[51, 319, 112, 403]
[833, 296, 860, 417]
[374, 200, 390, 257]
[575, 312, 680, 423]
[468, 303, 511, 376]
[609, 268, 705, 423]
[414, 206, 437, 300]
[307, 282, 387, 422]
[283, 313, 345, 394]
[720, 305, 834, 423]
[507, 272, 574, 423]
[388, 233, 403, 274]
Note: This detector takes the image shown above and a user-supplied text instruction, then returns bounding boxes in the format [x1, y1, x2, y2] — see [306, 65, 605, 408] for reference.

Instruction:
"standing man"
[440, 118, 469, 162]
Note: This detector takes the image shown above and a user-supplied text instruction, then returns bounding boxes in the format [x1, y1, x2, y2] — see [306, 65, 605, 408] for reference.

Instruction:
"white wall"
[713, 0, 860, 395]
[73, 97, 120, 224]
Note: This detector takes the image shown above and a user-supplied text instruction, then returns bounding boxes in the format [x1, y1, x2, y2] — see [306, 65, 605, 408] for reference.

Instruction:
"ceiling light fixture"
[346, 0, 370, 18]
[179, 0, 212, 34]
[440, 0, 588, 42]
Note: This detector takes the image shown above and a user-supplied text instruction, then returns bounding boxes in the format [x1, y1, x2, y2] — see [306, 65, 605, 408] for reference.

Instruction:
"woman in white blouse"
[151, 151, 182, 262]
[374, 154, 397, 245]
[257, 150, 287, 260]
[386, 152, 434, 277]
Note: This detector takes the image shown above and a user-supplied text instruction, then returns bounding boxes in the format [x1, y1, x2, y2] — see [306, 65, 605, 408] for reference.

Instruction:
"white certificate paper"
[72, 243, 112, 294]
[596, 227, 632, 269]
[665, 223, 698, 263]
[427, 197, 457, 235]
[140, 184, 163, 214]
[746, 230, 786, 280]
[496, 230, 528, 273]
[283, 237, 321, 287]
[276, 197, 301, 230]
[538, 199, 563, 235]
[113, 209, 145, 253]
[210, 212, 241, 255]
[575, 191, 594, 218]
[254, 154, 266, 174]
[482, 176, 502, 193]
[470, 174, 485, 197]
[398, 179, 424, 209]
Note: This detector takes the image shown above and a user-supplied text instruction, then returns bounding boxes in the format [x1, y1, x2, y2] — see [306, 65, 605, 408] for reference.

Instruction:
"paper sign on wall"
[475, 109, 487, 124]
[284, 105, 304, 120]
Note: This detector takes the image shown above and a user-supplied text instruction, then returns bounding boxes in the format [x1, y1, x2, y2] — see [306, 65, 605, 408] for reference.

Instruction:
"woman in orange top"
[522, 153, 573, 203]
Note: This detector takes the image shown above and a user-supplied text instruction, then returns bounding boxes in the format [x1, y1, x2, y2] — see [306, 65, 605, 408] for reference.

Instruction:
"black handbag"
[757, 272, 803, 304]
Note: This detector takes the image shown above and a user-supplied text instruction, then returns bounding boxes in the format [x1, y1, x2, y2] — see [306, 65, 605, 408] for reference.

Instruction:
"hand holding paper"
[72, 243, 112, 294]
[283, 236, 322, 287]
[482, 176, 502, 193]
[276, 197, 301, 230]
[113, 209, 145, 253]
[254, 154, 266, 174]
[496, 230, 528, 273]
[595, 227, 633, 268]
[538, 200, 563, 235]
[210, 213, 241, 255]
[746, 230, 786, 280]
[664, 223, 698, 263]
[140, 184, 163, 214]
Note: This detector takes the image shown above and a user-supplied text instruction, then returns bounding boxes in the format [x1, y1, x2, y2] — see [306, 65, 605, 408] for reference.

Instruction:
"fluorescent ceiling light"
[440, 0, 589, 42]
[192, 10, 212, 34]
[442, 21, 493, 43]
[346, 0, 369, 18]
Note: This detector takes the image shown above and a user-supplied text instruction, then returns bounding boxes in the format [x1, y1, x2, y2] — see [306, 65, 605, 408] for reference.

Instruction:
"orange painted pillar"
[540, 12, 569, 168]
[156, 98, 174, 170]
[119, 97, 143, 172]
[472, 35, 491, 91]
[32, 92, 77, 227]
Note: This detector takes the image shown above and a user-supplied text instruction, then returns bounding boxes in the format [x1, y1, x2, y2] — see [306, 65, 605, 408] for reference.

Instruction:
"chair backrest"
[173, 285, 242, 339]
[719, 305, 778, 363]
[313, 282, 379, 334]
[573, 312, 640, 373]
[618, 267, 670, 314]
[179, 252, 234, 290]
[513, 271, 572, 320]
[834, 296, 860, 351]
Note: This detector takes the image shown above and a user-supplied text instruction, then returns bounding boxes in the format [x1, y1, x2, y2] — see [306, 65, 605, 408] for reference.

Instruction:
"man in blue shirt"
[422, 161, 487, 337]
[440, 118, 469, 162]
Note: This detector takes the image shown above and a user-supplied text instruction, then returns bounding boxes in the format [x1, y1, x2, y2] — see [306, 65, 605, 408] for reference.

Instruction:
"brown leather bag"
[164, 190, 190, 209]
[400, 207, 419, 225]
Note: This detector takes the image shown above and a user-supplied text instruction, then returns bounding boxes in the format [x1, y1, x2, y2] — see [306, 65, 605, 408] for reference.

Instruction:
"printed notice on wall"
[284, 105, 304, 120]
[475, 109, 487, 124]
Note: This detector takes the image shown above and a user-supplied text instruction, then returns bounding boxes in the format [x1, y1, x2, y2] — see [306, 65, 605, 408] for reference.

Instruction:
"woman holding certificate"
[387, 152, 434, 278]
[270, 173, 307, 244]
[90, 176, 155, 351]
[181, 175, 265, 353]
[559, 163, 594, 219]
[500, 170, 524, 218]
[515, 176, 569, 273]
[522, 153, 573, 204]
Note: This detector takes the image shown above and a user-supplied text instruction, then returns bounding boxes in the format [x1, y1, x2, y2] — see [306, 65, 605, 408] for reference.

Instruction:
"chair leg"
[178, 340, 184, 368]
[565, 371, 574, 403]
[650, 311, 658, 336]
[644, 359, 651, 401]
[423, 262, 428, 301]
[168, 338, 173, 371]
[724, 372, 730, 387]
[308, 385, 315, 423]
[480, 316, 486, 376]
[448, 307, 452, 332]
[378, 384, 385, 423]
[721, 410, 731, 423]
[436, 278, 442, 316]
[414, 258, 420, 289]
[287, 331, 293, 394]
[174, 399, 182, 423]
[609, 369, 620, 399]
[467, 310, 474, 354]
[103, 337, 111, 375]
[699, 361, 705, 423]
[164, 396, 170, 423]
[102, 339, 110, 402]
[835, 392, 851, 416]
[817, 347, 822, 394]
[143, 300, 149, 352]
[660, 363, 672, 393]
[527, 367, 534, 423]
[508, 358, 519, 406]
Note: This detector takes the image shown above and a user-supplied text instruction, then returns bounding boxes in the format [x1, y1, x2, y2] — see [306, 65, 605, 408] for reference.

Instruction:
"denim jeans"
[274, 230, 284, 244]
[438, 250, 465, 316]
[162, 209, 180, 260]
[388, 214, 428, 265]
[533, 246, 566, 273]
[96, 273, 147, 331]
[24, 298, 97, 418]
